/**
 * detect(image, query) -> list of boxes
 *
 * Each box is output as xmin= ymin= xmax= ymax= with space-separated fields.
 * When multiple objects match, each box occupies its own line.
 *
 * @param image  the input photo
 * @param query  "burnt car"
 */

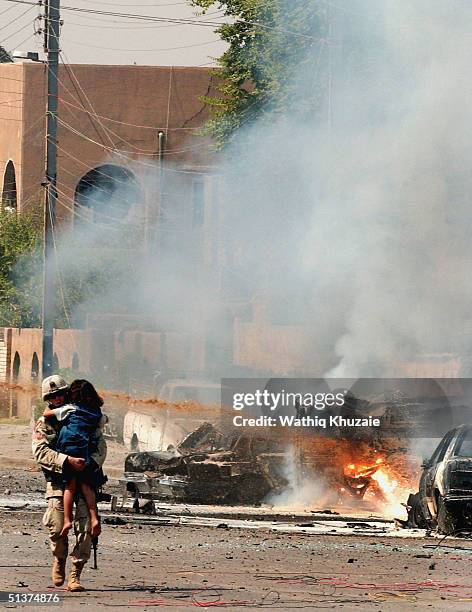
xmin=407 ymin=425 xmax=472 ymax=533
xmin=118 ymin=422 xmax=288 ymax=507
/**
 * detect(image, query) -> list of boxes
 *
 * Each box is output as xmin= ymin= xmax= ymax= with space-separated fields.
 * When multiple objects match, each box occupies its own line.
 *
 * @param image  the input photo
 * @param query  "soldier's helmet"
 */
xmin=41 ymin=375 xmax=69 ymax=400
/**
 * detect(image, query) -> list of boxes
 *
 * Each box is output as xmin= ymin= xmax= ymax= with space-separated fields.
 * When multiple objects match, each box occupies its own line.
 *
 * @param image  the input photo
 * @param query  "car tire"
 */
xmin=407 ymin=492 xmax=428 ymax=528
xmin=436 ymin=494 xmax=458 ymax=535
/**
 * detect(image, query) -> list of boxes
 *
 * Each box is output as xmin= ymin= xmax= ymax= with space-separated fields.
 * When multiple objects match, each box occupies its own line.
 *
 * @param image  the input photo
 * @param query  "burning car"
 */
xmin=407 ymin=425 xmax=472 ymax=533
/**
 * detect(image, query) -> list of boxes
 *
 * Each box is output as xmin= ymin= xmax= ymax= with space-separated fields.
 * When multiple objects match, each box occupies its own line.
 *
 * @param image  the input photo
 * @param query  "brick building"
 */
xmin=0 ymin=61 xmax=304 ymax=386
xmin=0 ymin=62 xmax=218 ymax=215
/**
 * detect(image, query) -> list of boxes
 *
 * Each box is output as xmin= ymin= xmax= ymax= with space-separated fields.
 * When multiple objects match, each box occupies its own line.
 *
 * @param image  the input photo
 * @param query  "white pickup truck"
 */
xmin=123 ymin=379 xmax=220 ymax=452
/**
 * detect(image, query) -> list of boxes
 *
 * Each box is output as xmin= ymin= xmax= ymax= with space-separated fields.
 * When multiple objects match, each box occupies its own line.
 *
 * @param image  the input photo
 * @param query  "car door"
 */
xmin=422 ymin=430 xmax=455 ymax=516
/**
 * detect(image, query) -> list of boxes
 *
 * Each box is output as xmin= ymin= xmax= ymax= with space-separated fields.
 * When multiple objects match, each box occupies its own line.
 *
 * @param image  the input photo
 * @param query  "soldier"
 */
xmin=32 ymin=375 xmax=107 ymax=592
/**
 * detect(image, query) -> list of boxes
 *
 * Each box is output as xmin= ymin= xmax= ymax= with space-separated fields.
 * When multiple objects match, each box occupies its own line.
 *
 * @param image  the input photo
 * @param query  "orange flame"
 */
xmin=343 ymin=457 xmax=407 ymax=518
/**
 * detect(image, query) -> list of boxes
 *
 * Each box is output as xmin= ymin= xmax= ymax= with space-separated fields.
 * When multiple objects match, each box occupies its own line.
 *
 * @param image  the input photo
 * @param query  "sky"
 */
xmin=0 ymin=0 xmax=227 ymax=66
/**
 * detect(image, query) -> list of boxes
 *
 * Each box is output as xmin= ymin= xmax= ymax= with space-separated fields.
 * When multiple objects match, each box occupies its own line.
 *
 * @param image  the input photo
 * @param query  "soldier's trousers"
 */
xmin=42 ymin=496 xmax=91 ymax=565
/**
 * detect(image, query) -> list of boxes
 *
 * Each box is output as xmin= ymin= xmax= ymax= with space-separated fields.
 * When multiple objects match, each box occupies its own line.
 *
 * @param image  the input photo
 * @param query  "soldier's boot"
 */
xmin=67 ymin=563 xmax=85 ymax=592
xmin=51 ymin=558 xmax=66 ymax=587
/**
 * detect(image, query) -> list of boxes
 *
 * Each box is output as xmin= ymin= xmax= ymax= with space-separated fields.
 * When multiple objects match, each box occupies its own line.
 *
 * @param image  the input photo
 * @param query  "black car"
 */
xmin=407 ymin=425 xmax=472 ymax=533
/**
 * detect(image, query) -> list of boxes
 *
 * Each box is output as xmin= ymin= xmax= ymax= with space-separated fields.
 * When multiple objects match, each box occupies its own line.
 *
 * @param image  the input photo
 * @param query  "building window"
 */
xmin=31 ymin=352 xmax=39 ymax=380
xmin=12 ymin=352 xmax=20 ymax=381
xmin=74 ymin=164 xmax=141 ymax=225
xmin=2 ymin=161 xmax=17 ymax=211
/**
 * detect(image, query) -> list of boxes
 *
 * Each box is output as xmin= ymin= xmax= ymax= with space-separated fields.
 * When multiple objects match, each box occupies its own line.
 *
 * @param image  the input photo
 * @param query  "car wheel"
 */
xmin=407 ymin=492 xmax=428 ymax=528
xmin=436 ymin=494 xmax=458 ymax=535
xmin=130 ymin=433 xmax=140 ymax=452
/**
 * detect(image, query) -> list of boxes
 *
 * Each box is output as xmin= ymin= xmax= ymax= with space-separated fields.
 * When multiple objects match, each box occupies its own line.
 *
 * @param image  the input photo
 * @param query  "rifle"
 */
xmin=92 ymin=536 xmax=98 ymax=569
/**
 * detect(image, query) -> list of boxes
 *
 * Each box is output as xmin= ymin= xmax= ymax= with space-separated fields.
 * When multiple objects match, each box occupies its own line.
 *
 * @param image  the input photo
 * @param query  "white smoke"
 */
xmin=220 ymin=0 xmax=472 ymax=378
xmin=266 ymin=445 xmax=329 ymax=508
xmin=55 ymin=0 xmax=472 ymax=383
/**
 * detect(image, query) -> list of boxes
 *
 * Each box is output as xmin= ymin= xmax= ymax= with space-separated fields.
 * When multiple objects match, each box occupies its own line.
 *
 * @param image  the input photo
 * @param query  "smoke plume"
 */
xmin=55 ymin=0 xmax=472 ymax=383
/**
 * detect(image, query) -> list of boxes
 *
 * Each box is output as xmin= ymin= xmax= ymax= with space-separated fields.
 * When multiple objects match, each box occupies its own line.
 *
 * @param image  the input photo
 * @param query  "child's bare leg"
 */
xmin=80 ymin=482 xmax=101 ymax=537
xmin=60 ymin=479 xmax=76 ymax=537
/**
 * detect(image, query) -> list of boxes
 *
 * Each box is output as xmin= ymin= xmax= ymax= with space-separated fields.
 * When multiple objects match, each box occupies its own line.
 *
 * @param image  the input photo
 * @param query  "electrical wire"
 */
xmin=0 ymin=10 xmax=37 ymax=46
xmin=74 ymin=0 xmax=193 ymax=7
xmin=55 ymin=141 xmax=143 ymax=186
xmin=0 ymin=3 xmax=36 ymax=32
xmin=60 ymin=8 xmax=225 ymax=29
xmin=62 ymin=18 xmax=215 ymax=31
xmin=54 ymin=183 xmax=126 ymax=231
xmin=4 ymin=0 xmax=323 ymax=41
xmin=58 ymin=53 xmax=159 ymax=155
xmin=58 ymin=98 xmax=202 ymax=131
xmin=64 ymin=38 xmax=220 ymax=53
xmin=0 ymin=1 xmax=18 ymax=16
xmin=59 ymin=57 xmax=116 ymax=150
xmin=4 ymin=1 xmax=226 ymax=27
xmin=6 ymin=29 xmax=38 ymax=54
xmin=58 ymin=114 xmax=208 ymax=158
xmin=42 ymin=59 xmax=215 ymax=175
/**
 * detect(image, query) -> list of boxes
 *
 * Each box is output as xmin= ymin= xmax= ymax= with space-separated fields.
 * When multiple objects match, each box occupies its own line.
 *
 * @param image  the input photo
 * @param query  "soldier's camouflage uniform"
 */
xmin=32 ymin=416 xmax=107 ymax=567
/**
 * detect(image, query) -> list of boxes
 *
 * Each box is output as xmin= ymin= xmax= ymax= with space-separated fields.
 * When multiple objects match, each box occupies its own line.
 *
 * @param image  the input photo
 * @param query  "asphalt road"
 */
xmin=2 ymin=504 xmax=472 ymax=611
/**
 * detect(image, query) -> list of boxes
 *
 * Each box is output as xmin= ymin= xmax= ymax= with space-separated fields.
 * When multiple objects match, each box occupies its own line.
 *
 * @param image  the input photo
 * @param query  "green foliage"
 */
xmin=190 ymin=0 xmax=328 ymax=147
xmin=0 ymin=211 xmax=42 ymax=327
xmin=32 ymin=398 xmax=46 ymax=422
xmin=0 ymin=211 xmax=128 ymax=329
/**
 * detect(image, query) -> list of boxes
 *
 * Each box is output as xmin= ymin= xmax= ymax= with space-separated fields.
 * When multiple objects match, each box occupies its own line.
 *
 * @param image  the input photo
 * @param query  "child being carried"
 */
xmin=43 ymin=379 xmax=104 ymax=538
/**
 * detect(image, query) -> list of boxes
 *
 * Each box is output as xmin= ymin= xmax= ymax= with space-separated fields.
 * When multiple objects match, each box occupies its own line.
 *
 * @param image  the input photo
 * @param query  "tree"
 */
xmin=0 ymin=211 xmax=42 ymax=327
xmin=190 ymin=0 xmax=328 ymax=147
xmin=0 ymin=211 xmax=123 ymax=329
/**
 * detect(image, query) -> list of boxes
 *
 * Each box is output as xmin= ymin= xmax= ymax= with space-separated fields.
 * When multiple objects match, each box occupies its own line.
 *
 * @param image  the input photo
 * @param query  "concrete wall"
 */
xmin=3 ymin=326 xmax=207 ymax=387
xmin=233 ymin=317 xmax=313 ymax=375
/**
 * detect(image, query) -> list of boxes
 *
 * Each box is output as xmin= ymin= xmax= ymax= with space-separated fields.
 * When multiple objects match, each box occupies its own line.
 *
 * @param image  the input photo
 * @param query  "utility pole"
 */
xmin=41 ymin=0 xmax=60 ymax=377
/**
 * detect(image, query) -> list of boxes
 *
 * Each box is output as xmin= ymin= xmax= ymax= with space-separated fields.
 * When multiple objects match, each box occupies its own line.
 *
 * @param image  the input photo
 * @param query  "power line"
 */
xmin=4 ymin=1 xmax=225 ymax=27
xmin=57 ymin=115 xmax=157 ymax=156
xmin=54 ymin=57 xmax=203 ymax=155
xmin=7 ymin=24 xmax=41 ymax=54
xmin=75 ymin=0 xmax=198 ymax=7
xmin=0 ymin=3 xmax=36 ymax=32
xmin=59 ymin=97 xmax=202 ymax=131
xmin=64 ymin=38 xmax=220 ymax=52
xmin=0 ymin=10 xmax=37 ymax=47
xmin=59 ymin=57 xmax=115 ymax=150
xmin=60 ymin=8 xmax=224 ymax=29
xmin=4 ymin=0 xmax=322 ymax=41
xmin=55 ymin=140 xmax=142 ymax=186
xmin=60 ymin=52 xmax=161 ymax=155
xmin=0 ymin=1 xmax=20 ymax=17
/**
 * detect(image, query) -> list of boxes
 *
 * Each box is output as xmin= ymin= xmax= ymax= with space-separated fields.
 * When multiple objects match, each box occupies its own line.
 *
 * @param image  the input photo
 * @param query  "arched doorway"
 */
xmin=31 ymin=352 xmax=39 ymax=380
xmin=12 ymin=351 xmax=20 ymax=381
xmin=74 ymin=164 xmax=142 ymax=224
xmin=2 ymin=161 xmax=17 ymax=211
